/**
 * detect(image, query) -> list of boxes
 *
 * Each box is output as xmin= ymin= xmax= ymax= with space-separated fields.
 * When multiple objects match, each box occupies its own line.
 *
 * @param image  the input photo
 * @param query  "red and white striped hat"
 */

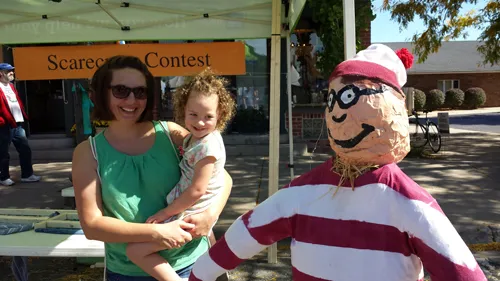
xmin=329 ymin=44 xmax=414 ymax=90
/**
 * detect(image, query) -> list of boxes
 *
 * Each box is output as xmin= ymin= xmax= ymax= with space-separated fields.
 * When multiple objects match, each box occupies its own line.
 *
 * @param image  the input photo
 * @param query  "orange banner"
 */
xmin=12 ymin=42 xmax=246 ymax=80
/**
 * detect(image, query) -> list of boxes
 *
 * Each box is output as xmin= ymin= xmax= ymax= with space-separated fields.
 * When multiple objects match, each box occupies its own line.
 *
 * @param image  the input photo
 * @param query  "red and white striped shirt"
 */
xmin=190 ymin=158 xmax=486 ymax=281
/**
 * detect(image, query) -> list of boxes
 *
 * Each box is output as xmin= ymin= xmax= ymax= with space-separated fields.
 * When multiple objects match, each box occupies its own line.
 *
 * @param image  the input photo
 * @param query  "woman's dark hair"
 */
xmin=90 ymin=55 xmax=155 ymax=122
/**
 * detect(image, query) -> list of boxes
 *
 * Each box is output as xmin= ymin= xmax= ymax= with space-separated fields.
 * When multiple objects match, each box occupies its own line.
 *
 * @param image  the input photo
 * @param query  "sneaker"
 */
xmin=21 ymin=175 xmax=41 ymax=183
xmin=0 ymin=178 xmax=15 ymax=186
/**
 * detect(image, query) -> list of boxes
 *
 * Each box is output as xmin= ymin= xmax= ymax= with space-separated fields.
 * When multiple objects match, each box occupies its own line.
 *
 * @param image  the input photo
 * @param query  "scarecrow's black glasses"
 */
xmin=327 ymin=84 xmax=386 ymax=112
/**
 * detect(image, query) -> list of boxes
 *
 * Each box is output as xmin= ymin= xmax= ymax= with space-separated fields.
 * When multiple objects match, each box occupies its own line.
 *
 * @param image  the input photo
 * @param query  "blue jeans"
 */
xmin=0 ymin=123 xmax=33 ymax=180
xmin=106 ymin=264 xmax=193 ymax=281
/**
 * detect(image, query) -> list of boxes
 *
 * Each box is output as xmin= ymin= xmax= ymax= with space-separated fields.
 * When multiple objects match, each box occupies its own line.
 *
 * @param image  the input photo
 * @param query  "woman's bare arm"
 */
xmin=72 ymin=140 xmax=192 ymax=247
xmin=167 ymin=121 xmax=189 ymax=147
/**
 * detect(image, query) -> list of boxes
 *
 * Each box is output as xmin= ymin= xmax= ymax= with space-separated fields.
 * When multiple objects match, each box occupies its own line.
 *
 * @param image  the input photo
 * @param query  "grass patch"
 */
xmin=469 ymin=242 xmax=500 ymax=252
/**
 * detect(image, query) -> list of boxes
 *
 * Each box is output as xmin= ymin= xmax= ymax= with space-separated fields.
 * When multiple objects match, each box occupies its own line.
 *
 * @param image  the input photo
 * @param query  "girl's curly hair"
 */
xmin=173 ymin=68 xmax=236 ymax=132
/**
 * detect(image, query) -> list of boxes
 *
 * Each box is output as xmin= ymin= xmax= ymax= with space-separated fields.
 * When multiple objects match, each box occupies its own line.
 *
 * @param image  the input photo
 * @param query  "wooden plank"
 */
xmin=267 ymin=0 xmax=281 ymax=264
xmin=49 ymin=212 xmax=79 ymax=219
xmin=65 ymin=213 xmax=80 ymax=221
xmin=34 ymin=212 xmax=81 ymax=230
xmin=0 ymin=215 xmax=46 ymax=224
xmin=34 ymin=220 xmax=82 ymax=230
xmin=0 ymin=209 xmax=75 ymax=215
xmin=0 ymin=209 xmax=60 ymax=217
xmin=0 ymin=210 xmax=79 ymax=225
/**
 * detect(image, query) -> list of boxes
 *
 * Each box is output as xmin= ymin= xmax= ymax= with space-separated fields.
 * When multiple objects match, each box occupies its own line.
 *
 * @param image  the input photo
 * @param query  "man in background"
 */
xmin=0 ymin=63 xmax=40 ymax=186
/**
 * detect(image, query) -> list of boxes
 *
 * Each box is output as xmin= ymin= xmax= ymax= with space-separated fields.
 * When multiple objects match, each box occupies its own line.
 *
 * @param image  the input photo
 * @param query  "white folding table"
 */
xmin=0 ymin=230 xmax=105 ymax=281
xmin=0 ymin=230 xmax=104 ymax=257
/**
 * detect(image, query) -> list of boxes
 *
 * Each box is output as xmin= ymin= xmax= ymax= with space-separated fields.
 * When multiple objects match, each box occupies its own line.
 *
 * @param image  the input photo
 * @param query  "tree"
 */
xmin=382 ymin=0 xmax=500 ymax=66
xmin=309 ymin=0 xmax=376 ymax=78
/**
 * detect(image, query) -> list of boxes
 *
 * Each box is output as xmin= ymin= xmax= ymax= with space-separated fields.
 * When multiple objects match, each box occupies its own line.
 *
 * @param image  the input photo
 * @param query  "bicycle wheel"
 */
xmin=427 ymin=122 xmax=442 ymax=153
xmin=411 ymin=123 xmax=428 ymax=148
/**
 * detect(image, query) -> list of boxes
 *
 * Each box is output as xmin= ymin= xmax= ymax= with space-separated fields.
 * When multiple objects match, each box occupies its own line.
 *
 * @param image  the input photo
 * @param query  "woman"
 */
xmin=72 ymin=55 xmax=232 ymax=280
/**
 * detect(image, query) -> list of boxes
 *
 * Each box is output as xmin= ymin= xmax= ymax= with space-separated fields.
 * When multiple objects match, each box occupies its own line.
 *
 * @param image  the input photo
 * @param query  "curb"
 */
xmin=451 ymin=128 xmax=500 ymax=136
xmin=416 ymin=108 xmax=500 ymax=118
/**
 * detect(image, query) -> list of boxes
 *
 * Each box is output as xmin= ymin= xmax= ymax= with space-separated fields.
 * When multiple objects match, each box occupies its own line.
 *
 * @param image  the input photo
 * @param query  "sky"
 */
xmin=371 ymin=0 xmax=485 ymax=43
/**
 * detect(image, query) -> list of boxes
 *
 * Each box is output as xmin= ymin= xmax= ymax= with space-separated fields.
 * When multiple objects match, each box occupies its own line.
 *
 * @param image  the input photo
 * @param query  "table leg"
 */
xmin=11 ymin=256 xmax=28 ymax=281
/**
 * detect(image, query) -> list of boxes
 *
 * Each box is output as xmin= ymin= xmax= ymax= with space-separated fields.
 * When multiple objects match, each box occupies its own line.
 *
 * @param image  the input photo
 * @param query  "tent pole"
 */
xmin=286 ymin=32 xmax=294 ymax=180
xmin=267 ymin=0 xmax=281 ymax=264
xmin=343 ymin=0 xmax=356 ymax=59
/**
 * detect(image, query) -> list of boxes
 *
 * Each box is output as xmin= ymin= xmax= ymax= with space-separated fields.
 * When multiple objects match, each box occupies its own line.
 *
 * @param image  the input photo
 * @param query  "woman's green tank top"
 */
xmin=91 ymin=121 xmax=209 ymax=276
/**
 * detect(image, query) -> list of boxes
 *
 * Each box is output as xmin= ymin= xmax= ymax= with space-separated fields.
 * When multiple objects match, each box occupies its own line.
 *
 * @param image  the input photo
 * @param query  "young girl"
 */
xmin=126 ymin=69 xmax=235 ymax=281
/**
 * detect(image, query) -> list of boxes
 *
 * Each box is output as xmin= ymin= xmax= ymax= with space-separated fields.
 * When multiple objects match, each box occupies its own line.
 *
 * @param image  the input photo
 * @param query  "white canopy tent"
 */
xmin=0 ymin=0 xmax=357 ymax=263
xmin=0 ymin=0 xmax=305 ymax=43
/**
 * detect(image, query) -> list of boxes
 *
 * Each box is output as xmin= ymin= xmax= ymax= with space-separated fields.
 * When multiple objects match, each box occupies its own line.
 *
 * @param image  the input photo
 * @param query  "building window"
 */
xmin=437 ymin=79 xmax=460 ymax=92
xmin=234 ymin=39 xmax=268 ymax=114
xmin=290 ymin=31 xmax=327 ymax=105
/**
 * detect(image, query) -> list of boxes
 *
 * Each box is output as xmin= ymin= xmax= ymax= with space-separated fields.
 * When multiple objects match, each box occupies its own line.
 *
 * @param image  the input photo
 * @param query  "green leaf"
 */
xmin=384 ymin=0 xmax=499 ymax=65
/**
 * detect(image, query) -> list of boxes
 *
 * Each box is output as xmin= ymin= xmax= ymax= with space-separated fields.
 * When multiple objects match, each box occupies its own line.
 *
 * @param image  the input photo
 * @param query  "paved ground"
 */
xmin=0 ymin=128 xmax=499 ymax=280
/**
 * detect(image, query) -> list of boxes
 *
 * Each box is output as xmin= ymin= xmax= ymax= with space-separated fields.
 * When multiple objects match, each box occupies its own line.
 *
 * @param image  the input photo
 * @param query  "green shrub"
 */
xmin=425 ymin=89 xmax=445 ymax=111
xmin=463 ymin=87 xmax=487 ymax=109
xmin=444 ymin=88 xmax=465 ymax=109
xmin=413 ymin=89 xmax=426 ymax=111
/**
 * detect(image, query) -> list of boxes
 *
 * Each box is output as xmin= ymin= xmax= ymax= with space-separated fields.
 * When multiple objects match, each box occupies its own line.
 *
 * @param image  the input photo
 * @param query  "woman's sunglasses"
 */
xmin=109 ymin=85 xmax=148 ymax=100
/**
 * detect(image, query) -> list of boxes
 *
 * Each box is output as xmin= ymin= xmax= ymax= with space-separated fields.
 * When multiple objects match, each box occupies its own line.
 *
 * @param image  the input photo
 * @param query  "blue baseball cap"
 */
xmin=0 ymin=63 xmax=14 ymax=71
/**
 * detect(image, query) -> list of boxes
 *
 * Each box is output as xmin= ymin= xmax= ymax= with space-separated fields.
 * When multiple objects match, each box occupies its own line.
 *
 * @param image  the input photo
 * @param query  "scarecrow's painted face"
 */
xmin=325 ymin=76 xmax=410 ymax=165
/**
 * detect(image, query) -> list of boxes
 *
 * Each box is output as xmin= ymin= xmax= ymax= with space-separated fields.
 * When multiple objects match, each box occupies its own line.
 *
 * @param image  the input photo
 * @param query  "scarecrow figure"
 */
xmin=189 ymin=44 xmax=486 ymax=281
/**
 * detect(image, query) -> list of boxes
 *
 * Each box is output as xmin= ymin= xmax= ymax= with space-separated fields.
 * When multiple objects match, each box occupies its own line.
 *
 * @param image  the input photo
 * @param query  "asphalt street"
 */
xmin=410 ymin=112 xmax=500 ymax=134
xmin=447 ymin=112 xmax=500 ymax=133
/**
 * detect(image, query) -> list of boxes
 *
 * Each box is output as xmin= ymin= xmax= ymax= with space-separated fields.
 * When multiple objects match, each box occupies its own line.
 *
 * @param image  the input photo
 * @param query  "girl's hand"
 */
xmin=153 ymin=220 xmax=195 ymax=249
xmin=146 ymin=209 xmax=171 ymax=224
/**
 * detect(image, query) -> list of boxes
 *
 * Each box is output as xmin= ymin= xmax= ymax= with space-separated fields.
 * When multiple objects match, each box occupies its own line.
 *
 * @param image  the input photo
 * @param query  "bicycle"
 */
xmin=410 ymin=110 xmax=442 ymax=153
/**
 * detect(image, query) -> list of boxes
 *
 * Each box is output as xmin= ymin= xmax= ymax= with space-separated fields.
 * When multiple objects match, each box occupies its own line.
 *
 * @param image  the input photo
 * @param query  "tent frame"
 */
xmin=267 ymin=0 xmax=281 ymax=263
xmin=2 ymin=0 xmax=358 ymax=265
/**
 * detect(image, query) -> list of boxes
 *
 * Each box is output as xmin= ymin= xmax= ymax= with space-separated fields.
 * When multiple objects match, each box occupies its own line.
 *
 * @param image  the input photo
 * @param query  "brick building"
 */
xmin=384 ymin=41 xmax=500 ymax=107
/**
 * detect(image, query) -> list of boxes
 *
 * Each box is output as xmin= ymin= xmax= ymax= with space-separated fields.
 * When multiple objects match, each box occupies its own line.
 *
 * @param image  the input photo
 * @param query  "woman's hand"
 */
xmin=167 ymin=122 xmax=190 ymax=147
xmin=153 ymin=220 xmax=195 ymax=249
xmin=183 ymin=211 xmax=217 ymax=239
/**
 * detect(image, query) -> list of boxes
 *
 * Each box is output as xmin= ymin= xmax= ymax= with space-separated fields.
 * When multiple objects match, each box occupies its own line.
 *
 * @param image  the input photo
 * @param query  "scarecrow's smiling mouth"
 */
xmin=328 ymin=123 xmax=375 ymax=149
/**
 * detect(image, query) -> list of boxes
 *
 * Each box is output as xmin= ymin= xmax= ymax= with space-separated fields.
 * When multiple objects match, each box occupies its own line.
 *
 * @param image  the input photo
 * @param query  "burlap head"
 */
xmin=325 ymin=76 xmax=410 ymax=166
